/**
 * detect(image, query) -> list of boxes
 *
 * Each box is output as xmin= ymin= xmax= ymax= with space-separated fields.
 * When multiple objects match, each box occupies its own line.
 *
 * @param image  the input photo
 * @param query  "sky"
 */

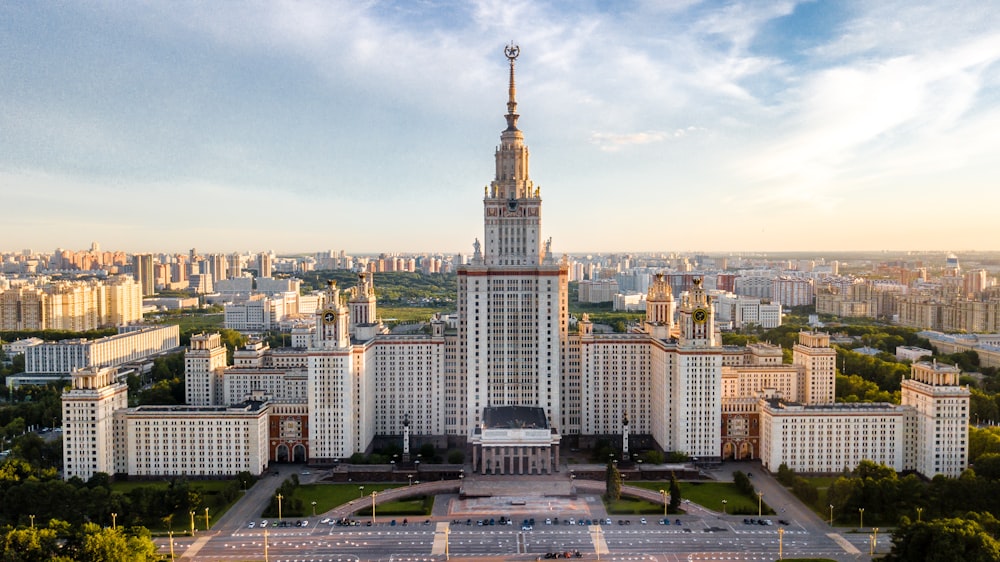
xmin=2 ymin=1 xmax=999 ymax=255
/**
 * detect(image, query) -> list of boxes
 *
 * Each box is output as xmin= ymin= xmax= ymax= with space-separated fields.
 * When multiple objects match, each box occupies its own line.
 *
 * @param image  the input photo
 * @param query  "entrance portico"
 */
xmin=470 ymin=406 xmax=561 ymax=474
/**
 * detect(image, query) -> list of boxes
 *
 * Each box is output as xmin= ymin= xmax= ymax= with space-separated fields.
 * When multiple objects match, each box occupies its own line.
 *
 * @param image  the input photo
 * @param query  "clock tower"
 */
xmin=678 ymin=277 xmax=716 ymax=347
xmin=317 ymin=280 xmax=349 ymax=349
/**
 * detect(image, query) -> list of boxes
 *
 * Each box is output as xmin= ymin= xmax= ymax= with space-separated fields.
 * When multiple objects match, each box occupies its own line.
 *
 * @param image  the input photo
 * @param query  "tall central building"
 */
xmin=458 ymin=44 xmax=569 ymax=438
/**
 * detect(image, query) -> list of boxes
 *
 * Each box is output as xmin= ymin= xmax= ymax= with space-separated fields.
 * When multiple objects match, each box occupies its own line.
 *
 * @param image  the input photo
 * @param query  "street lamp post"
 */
xmin=276 ymin=493 xmax=284 ymax=522
xmin=408 ymin=474 xmax=413 ymax=487
xmin=757 ymin=491 xmax=764 ymax=518
xmin=168 ymin=530 xmax=175 ymax=561
xmin=311 ymin=501 xmax=317 ymax=517
xmin=778 ymin=527 xmax=784 ymax=560
xmin=359 ymin=485 xmax=365 ymax=500
xmin=721 ymin=499 xmax=727 ymax=515
xmin=189 ymin=511 xmax=196 ymax=536
xmin=28 ymin=514 xmax=35 ymax=529
xmin=872 ymin=527 xmax=879 ymax=554
xmin=858 ymin=507 xmax=864 ymax=530
xmin=111 ymin=512 xmax=117 ymax=530
xmin=263 ymin=528 xmax=269 ymax=562
xmin=443 ymin=525 xmax=450 ymax=561
xmin=370 ymin=491 xmax=378 ymax=525
xmin=204 ymin=507 xmax=210 ymax=531
xmin=659 ymin=489 xmax=668 ymax=517
xmin=829 ymin=504 xmax=834 ymax=526
xmin=916 ymin=507 xmax=923 ymax=522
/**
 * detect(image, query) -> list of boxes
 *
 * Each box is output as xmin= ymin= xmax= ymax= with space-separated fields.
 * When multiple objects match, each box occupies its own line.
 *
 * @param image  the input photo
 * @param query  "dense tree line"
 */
xmin=782 ymin=457 xmax=1000 ymax=529
xmin=886 ymin=514 xmax=1000 ymax=562
xmin=1 ymin=520 xmax=159 ymax=562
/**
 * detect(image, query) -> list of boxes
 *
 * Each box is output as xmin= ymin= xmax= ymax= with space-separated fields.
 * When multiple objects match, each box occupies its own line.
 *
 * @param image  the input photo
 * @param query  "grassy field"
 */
xmin=153 ymin=312 xmax=225 ymax=333
xmin=629 ymin=481 xmax=772 ymax=515
xmin=379 ymin=307 xmax=443 ymax=324
xmin=605 ymin=496 xmax=664 ymax=515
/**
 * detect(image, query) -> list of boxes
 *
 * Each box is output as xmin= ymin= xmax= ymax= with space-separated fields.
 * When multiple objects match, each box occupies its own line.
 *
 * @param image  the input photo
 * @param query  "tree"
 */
xmin=604 ymin=461 xmax=622 ymax=502
xmin=733 ymin=470 xmax=754 ymax=495
xmin=1 ymin=526 xmax=62 ymax=561
xmin=885 ymin=516 xmax=1000 ymax=562
xmin=76 ymin=523 xmax=158 ymax=562
xmin=668 ymin=472 xmax=681 ymax=513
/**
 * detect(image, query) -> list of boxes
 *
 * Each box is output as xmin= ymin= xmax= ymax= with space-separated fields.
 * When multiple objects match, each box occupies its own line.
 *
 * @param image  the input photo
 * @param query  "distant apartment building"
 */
xmin=897 ymin=294 xmax=1000 ymax=333
xmin=224 ymin=292 xmax=301 ymax=333
xmin=734 ymin=272 xmax=774 ymax=299
xmin=132 ymin=254 xmax=155 ymax=296
xmin=772 ymin=276 xmax=813 ymax=307
xmin=578 ymin=279 xmax=619 ymax=303
xmin=0 ymin=276 xmax=142 ymax=331
xmin=613 ymin=293 xmax=645 ymax=311
xmin=713 ymin=293 xmax=782 ymax=329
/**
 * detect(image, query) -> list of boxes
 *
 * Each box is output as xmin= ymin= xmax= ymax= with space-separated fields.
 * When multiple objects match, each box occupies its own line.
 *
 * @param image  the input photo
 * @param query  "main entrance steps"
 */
xmin=461 ymin=471 xmax=575 ymax=498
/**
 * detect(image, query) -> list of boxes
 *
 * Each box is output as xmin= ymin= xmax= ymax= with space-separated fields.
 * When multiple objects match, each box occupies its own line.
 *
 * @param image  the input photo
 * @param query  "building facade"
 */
xmin=63 ymin=46 xmax=970 ymax=482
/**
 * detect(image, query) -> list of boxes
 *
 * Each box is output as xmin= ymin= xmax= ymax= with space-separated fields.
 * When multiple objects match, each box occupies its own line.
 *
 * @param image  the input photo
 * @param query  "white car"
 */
xmin=321 ymin=518 xmax=330 ymax=524
xmin=248 ymin=521 xmax=255 ymax=528
xmin=261 ymin=520 xmax=268 ymax=528
xmin=640 ymin=518 xmax=647 ymax=525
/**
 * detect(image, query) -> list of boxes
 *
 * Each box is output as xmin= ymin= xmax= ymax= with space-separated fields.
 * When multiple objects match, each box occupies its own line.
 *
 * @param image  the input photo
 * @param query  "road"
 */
xmin=157 ymin=461 xmax=882 ymax=561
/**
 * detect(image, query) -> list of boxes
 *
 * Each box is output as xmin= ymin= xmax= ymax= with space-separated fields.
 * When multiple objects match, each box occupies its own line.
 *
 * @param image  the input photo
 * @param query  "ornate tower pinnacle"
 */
xmin=504 ymin=42 xmax=520 ymax=132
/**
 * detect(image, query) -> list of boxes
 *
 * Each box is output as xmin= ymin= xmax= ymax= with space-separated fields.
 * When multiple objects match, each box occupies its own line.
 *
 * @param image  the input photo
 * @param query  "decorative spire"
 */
xmin=504 ymin=42 xmax=520 ymax=132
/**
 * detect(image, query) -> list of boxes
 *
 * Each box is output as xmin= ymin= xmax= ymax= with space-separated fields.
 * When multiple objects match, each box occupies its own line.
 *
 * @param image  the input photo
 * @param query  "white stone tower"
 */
xmin=185 ymin=333 xmax=228 ymax=406
xmin=672 ymin=277 xmax=722 ymax=461
xmin=459 ymin=44 xmax=569 ymax=438
xmin=901 ymin=361 xmax=969 ymax=477
xmin=62 ymin=366 xmax=128 ymax=480
xmin=792 ymin=331 xmax=837 ymax=405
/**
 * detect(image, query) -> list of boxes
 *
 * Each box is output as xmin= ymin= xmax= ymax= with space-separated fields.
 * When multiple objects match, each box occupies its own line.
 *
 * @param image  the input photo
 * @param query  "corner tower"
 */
xmin=458 ymin=44 xmax=569 ymax=439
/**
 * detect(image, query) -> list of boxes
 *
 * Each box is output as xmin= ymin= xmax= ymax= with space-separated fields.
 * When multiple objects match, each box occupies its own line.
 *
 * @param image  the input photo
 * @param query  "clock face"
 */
xmin=322 ymin=311 xmax=336 ymax=325
xmin=507 ymin=198 xmax=519 ymax=211
xmin=693 ymin=308 xmax=708 ymax=324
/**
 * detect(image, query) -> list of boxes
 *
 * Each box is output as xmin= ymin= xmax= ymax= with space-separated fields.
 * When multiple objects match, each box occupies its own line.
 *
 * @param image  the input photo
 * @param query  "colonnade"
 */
xmin=472 ymin=444 xmax=559 ymax=474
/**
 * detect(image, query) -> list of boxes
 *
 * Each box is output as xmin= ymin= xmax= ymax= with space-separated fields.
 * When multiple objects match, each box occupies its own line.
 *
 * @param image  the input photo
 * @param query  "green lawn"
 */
xmin=629 ymin=481 xmax=772 ymax=515
xmin=295 ymin=483 xmax=425 ymax=515
xmin=606 ymin=496 xmax=664 ymax=515
xmin=379 ymin=307 xmax=443 ymax=324
xmin=153 ymin=313 xmax=225 ymax=333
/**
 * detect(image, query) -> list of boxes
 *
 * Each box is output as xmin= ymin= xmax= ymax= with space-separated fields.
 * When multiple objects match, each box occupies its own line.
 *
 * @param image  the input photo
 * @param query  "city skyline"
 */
xmin=3 ymin=1 xmax=1000 ymax=254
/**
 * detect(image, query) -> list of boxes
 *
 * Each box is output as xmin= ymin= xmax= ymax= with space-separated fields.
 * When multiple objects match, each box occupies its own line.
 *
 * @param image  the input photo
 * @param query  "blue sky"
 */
xmin=2 ymin=1 xmax=999 ymax=255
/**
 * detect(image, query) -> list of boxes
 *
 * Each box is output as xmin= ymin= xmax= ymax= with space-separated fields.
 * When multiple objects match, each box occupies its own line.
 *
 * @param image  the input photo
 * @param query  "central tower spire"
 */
xmin=504 ymin=42 xmax=520 ymax=132
xmin=481 ymin=42 xmax=544 ymax=267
